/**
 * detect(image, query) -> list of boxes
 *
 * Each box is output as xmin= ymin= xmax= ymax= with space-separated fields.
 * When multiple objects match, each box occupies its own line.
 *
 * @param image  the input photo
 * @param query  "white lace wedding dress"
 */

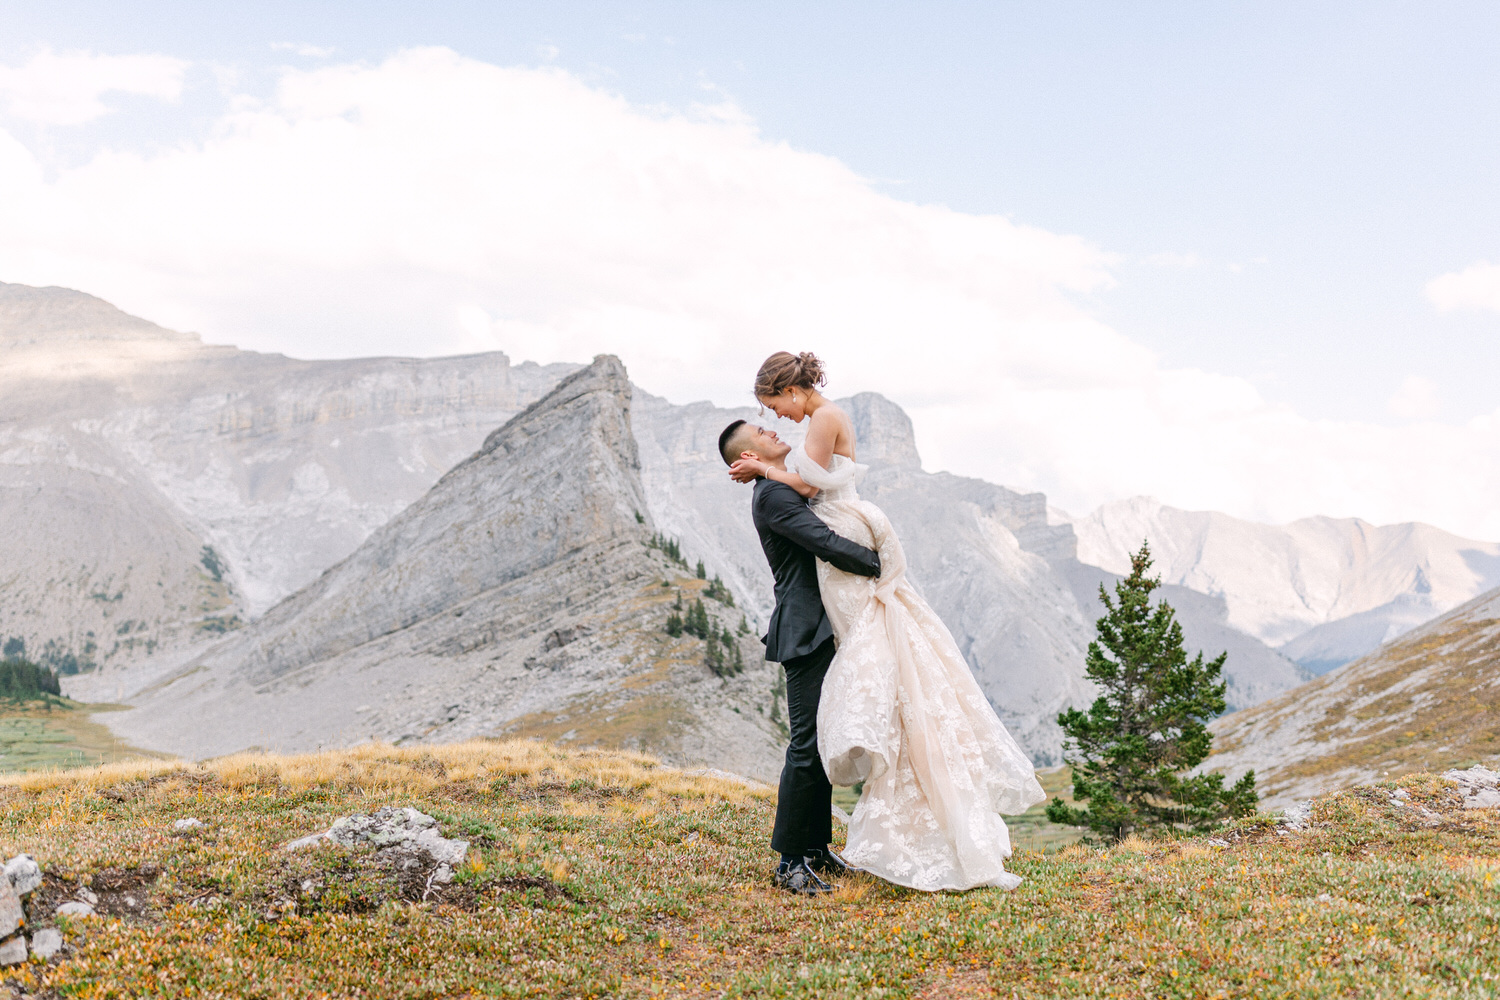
xmin=789 ymin=446 xmax=1046 ymax=891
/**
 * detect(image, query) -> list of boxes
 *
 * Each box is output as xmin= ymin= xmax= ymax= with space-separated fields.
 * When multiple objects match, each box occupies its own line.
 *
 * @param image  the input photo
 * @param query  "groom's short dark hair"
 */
xmin=718 ymin=419 xmax=750 ymax=467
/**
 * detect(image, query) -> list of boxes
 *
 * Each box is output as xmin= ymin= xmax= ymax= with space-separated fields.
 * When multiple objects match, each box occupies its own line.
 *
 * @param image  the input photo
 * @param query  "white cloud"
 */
xmin=1387 ymin=375 xmax=1441 ymax=420
xmin=1 ymin=47 xmax=1498 ymax=540
xmin=0 ymin=48 xmax=189 ymax=125
xmin=271 ymin=43 xmax=337 ymax=59
xmin=1426 ymin=260 xmax=1500 ymax=313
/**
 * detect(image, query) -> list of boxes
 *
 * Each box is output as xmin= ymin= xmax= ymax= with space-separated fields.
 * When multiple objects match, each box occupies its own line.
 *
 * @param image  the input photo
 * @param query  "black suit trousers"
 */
xmin=770 ymin=636 xmax=835 ymax=855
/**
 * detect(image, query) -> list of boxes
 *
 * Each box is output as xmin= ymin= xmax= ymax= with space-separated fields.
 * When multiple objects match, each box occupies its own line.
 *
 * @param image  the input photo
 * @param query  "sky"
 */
xmin=2 ymin=2 xmax=1499 ymax=538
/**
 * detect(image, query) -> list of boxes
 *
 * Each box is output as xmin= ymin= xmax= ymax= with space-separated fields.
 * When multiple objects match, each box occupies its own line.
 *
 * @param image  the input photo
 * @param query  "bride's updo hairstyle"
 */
xmin=754 ymin=351 xmax=826 ymax=399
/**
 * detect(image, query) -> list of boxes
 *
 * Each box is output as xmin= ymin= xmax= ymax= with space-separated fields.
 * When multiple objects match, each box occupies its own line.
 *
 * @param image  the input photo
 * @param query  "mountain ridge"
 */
xmin=1069 ymin=495 xmax=1500 ymax=672
xmin=91 ymin=356 xmax=785 ymax=776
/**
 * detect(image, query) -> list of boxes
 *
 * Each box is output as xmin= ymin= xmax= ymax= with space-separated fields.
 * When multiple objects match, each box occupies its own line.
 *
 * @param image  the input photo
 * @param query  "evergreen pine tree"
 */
xmin=685 ymin=598 xmax=709 ymax=639
xmin=695 ymin=559 xmax=707 ymax=580
xmin=737 ymin=615 xmax=750 ymax=636
xmin=665 ymin=612 xmax=683 ymax=638
xmin=1046 ymin=542 xmax=1258 ymax=841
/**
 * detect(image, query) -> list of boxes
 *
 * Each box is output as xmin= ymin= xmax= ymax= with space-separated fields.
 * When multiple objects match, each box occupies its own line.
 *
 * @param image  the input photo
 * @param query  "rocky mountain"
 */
xmin=632 ymin=391 xmax=1306 ymax=761
xmin=1 ymin=282 xmax=1324 ymax=768
xmin=0 ymin=281 xmax=569 ymax=673
xmin=1070 ymin=496 xmax=1500 ymax=673
xmin=1206 ymin=584 xmax=1500 ymax=808
xmin=94 ymin=357 xmax=785 ymax=776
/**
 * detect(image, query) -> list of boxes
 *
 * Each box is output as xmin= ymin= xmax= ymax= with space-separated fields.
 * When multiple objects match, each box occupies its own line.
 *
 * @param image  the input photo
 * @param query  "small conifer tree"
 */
xmin=695 ymin=559 xmax=707 ymax=580
xmin=1046 ymin=542 xmax=1258 ymax=841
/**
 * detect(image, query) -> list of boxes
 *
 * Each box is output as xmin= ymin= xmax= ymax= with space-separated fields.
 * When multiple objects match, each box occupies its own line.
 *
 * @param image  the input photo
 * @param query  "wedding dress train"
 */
xmin=789 ymin=446 xmax=1046 ymax=891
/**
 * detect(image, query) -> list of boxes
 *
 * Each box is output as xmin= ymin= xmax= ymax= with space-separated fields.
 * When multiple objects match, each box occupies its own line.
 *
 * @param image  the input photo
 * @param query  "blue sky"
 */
xmin=3 ymin=2 xmax=1499 ymax=534
xmin=9 ymin=2 xmax=1500 ymax=423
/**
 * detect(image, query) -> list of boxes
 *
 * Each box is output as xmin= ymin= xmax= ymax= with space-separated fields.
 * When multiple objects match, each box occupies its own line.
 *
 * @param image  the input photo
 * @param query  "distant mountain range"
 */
xmin=1070 ymin=496 xmax=1500 ymax=673
xmin=5 ymin=280 xmax=1495 ymax=777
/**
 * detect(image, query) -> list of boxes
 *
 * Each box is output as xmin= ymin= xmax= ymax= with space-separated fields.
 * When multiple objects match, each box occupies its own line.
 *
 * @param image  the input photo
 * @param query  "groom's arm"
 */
xmin=756 ymin=483 xmax=882 ymax=578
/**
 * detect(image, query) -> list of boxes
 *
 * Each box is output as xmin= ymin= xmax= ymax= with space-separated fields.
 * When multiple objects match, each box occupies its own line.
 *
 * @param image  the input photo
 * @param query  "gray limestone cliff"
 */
xmin=101 ymin=357 xmax=784 ymax=777
xmin=0 ymin=281 xmax=568 ymax=679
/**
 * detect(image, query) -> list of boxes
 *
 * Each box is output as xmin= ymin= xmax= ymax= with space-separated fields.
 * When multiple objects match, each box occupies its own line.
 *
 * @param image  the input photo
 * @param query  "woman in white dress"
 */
xmin=730 ymin=351 xmax=1045 ymax=891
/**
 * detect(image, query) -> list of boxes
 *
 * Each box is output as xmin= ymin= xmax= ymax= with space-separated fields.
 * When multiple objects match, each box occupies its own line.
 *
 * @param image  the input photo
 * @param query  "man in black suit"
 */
xmin=719 ymin=419 xmax=882 ymax=895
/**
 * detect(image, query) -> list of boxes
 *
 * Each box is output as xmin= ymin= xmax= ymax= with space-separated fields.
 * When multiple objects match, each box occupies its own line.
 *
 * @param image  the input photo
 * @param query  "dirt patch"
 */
xmin=96 ymin=776 xmax=171 ymax=802
xmin=26 ymin=865 xmax=161 ymax=924
xmin=913 ymin=970 xmax=998 ymax=999
xmin=492 ymin=873 xmax=573 ymax=901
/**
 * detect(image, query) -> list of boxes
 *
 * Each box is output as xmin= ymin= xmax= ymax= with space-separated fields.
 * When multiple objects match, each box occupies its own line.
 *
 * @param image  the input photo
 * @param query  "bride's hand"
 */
xmin=728 ymin=456 xmax=767 ymax=484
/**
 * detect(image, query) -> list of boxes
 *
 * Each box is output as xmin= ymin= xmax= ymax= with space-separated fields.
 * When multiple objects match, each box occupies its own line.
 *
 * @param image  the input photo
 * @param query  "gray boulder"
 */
xmin=55 ymin=901 xmax=96 ymax=918
xmin=0 ymin=878 xmax=21 ymax=938
xmin=289 ymin=807 xmax=470 ymax=884
xmin=30 ymin=927 xmax=63 ymax=960
xmin=3 ymin=854 xmax=41 ymax=896
xmin=1443 ymin=765 xmax=1500 ymax=809
xmin=0 ymin=933 xmax=25 ymax=966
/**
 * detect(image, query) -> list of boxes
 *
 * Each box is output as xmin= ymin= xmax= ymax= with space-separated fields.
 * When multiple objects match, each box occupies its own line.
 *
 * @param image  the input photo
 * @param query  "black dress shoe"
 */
xmin=804 ymin=846 xmax=863 ymax=878
xmin=774 ymin=859 xmax=835 ymax=895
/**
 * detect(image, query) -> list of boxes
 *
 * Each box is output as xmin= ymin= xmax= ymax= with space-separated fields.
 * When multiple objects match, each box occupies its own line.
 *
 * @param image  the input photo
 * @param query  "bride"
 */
xmin=729 ymin=351 xmax=1045 ymax=891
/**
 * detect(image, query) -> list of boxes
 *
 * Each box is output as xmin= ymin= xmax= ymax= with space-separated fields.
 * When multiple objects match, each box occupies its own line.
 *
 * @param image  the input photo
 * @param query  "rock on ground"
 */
xmin=1442 ymin=765 xmax=1500 ymax=809
xmin=0 ymin=879 xmax=22 ymax=938
xmin=4 ymin=854 xmax=41 ymax=896
xmin=0 ymin=933 xmax=26 ymax=966
xmin=30 ymin=927 xmax=63 ymax=960
xmin=287 ymin=807 xmax=470 ymax=884
xmin=55 ymin=901 xmax=96 ymax=918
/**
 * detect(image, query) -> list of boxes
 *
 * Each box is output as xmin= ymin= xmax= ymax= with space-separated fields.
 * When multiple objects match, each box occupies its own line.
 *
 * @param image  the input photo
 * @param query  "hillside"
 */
xmin=0 ymin=281 xmax=569 ymax=675
xmin=3 ymin=742 xmax=1498 ymax=999
xmin=1208 ymin=585 xmax=1500 ymax=807
xmin=1071 ymin=496 xmax=1500 ymax=673
xmin=94 ymin=357 xmax=783 ymax=777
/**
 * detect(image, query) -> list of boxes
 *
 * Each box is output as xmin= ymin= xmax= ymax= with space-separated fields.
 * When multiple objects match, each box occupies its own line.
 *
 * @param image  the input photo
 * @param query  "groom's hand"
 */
xmin=728 ymin=454 xmax=766 ymax=484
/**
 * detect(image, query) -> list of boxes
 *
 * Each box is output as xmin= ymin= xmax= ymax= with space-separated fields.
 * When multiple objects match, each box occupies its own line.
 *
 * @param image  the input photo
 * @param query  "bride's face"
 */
xmin=758 ymin=389 xmax=805 ymax=422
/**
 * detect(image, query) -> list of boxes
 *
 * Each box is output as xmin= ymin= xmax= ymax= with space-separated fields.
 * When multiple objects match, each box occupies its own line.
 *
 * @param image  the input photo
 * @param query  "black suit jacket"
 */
xmin=752 ymin=478 xmax=882 ymax=663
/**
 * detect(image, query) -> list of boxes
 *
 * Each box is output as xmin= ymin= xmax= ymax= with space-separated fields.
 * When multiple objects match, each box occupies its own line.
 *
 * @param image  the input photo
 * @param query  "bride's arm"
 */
xmin=728 ymin=457 xmax=818 ymax=497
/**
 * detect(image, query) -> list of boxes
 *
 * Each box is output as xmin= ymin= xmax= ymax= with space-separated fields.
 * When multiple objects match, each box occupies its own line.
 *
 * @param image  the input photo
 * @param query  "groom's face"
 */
xmin=742 ymin=424 xmax=790 ymax=462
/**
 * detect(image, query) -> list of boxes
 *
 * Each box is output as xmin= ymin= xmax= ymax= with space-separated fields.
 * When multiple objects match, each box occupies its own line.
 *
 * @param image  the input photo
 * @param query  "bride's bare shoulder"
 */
xmin=810 ymin=400 xmax=847 ymax=424
xmin=809 ymin=400 xmax=856 ymax=457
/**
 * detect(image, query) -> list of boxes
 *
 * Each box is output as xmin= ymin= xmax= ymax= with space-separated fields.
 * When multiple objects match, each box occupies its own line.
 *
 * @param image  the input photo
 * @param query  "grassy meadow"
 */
xmin=0 ymin=701 xmax=163 ymax=776
xmin=1 ymin=740 xmax=1497 ymax=999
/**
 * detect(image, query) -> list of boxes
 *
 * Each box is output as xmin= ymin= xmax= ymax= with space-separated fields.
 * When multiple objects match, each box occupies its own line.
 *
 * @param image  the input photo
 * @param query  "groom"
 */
xmin=719 ymin=419 xmax=882 ymax=895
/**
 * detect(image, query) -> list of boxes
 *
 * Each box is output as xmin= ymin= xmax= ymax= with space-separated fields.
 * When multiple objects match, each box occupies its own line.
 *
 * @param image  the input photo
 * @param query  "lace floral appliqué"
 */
xmin=788 ymin=446 xmax=1047 ymax=892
